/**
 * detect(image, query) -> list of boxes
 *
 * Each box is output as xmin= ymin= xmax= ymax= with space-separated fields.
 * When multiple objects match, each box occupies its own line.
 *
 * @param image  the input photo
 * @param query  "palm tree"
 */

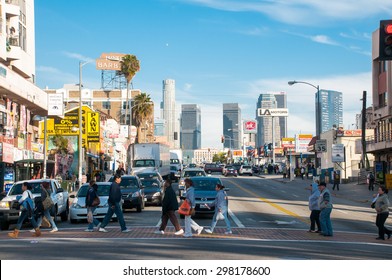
xmin=120 ymin=54 xmax=140 ymax=128
xmin=133 ymin=92 xmax=153 ymax=143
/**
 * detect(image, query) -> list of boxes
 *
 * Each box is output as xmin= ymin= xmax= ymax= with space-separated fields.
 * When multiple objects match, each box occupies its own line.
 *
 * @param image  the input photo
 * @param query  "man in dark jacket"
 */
xmin=155 ymin=179 xmax=183 ymax=235
xmin=98 ymin=174 xmax=129 ymax=233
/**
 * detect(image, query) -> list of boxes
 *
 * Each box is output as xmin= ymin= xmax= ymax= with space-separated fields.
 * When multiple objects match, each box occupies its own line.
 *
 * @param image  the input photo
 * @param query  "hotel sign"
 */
xmin=96 ymin=53 xmax=126 ymax=71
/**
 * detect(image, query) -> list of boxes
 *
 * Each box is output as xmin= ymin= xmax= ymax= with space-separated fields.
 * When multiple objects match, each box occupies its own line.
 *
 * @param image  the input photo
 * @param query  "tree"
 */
xmin=120 ymin=54 xmax=140 ymax=127
xmin=133 ymin=92 xmax=153 ymax=143
xmin=212 ymin=152 xmax=227 ymax=163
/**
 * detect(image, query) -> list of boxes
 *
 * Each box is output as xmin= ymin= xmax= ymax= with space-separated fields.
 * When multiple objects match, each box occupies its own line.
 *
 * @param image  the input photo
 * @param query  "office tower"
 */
xmin=162 ymin=79 xmax=177 ymax=147
xmin=256 ymin=93 xmax=282 ymax=148
xmin=154 ymin=119 xmax=165 ymax=136
xmin=274 ymin=92 xmax=287 ymax=139
xmin=180 ymin=104 xmax=201 ymax=150
xmin=223 ymin=103 xmax=241 ymax=149
xmin=317 ymin=89 xmax=343 ymax=133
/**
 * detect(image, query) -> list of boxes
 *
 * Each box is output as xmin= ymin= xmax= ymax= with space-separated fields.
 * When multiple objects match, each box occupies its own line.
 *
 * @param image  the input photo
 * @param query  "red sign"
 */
xmin=245 ymin=121 xmax=256 ymax=130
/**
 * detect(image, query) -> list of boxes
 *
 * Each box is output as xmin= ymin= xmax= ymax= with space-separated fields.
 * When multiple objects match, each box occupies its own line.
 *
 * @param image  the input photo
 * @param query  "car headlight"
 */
xmin=0 ymin=201 xmax=10 ymax=209
xmin=132 ymin=192 xmax=140 ymax=198
xmin=152 ymin=192 xmax=161 ymax=197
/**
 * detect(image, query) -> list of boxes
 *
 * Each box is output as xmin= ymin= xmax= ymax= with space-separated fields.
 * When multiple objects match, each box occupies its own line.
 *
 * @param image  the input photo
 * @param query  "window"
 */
xmin=102 ymin=101 xmax=111 ymax=109
xmin=0 ymin=111 xmax=6 ymax=125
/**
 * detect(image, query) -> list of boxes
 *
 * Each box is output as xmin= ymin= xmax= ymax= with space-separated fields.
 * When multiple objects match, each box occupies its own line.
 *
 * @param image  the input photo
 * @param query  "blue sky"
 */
xmin=34 ymin=0 xmax=392 ymax=149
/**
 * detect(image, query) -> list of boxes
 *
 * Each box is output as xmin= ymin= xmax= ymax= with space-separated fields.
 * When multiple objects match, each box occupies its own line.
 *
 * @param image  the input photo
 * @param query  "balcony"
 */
xmin=366 ymin=130 xmax=392 ymax=153
xmin=5 ymin=0 xmax=19 ymax=17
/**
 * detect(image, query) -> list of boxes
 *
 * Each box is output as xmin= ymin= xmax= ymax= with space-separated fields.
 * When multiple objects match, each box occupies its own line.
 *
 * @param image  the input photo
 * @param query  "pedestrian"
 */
xmin=318 ymin=182 xmax=333 ymax=237
xmin=332 ymin=171 xmax=340 ymax=191
xmin=98 ymin=174 xmax=130 ymax=233
xmin=368 ymin=172 xmax=375 ymax=191
xmin=307 ymin=180 xmax=321 ymax=233
xmin=85 ymin=180 xmax=101 ymax=232
xmin=205 ymin=184 xmax=232 ymax=234
xmin=282 ymin=165 xmax=287 ymax=178
xmin=8 ymin=182 xmax=41 ymax=238
xmin=34 ymin=182 xmax=58 ymax=232
xmin=154 ymin=179 xmax=184 ymax=235
xmin=374 ymin=186 xmax=392 ymax=240
xmin=300 ymin=166 xmax=305 ymax=180
xmin=116 ymin=163 xmax=126 ymax=176
xmin=183 ymin=178 xmax=203 ymax=237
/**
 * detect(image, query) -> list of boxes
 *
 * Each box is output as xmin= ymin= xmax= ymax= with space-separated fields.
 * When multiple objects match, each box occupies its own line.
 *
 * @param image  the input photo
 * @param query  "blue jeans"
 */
xmin=210 ymin=206 xmax=231 ymax=232
xmin=319 ymin=207 xmax=333 ymax=236
xmin=16 ymin=210 xmax=38 ymax=230
xmin=100 ymin=202 xmax=127 ymax=231
xmin=87 ymin=206 xmax=101 ymax=230
xmin=37 ymin=208 xmax=57 ymax=229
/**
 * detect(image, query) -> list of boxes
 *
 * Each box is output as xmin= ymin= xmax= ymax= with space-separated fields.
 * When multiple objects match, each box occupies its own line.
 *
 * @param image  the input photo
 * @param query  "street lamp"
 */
xmin=288 ymin=80 xmax=321 ymax=171
xmin=33 ymin=115 xmax=47 ymax=178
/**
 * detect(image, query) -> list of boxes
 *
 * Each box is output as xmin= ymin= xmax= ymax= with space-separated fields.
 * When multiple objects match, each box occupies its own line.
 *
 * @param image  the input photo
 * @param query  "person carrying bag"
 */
xmin=85 ymin=180 xmax=101 ymax=232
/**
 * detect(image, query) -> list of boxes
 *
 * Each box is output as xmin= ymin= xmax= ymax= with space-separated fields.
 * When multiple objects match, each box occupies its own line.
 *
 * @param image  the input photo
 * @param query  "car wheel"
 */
xmin=0 ymin=220 xmax=10 ymax=230
xmin=207 ymin=170 xmax=212 ymax=174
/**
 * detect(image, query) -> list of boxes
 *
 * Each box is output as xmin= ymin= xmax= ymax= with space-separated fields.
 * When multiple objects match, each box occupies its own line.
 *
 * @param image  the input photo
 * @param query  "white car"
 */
xmin=239 ymin=165 xmax=253 ymax=176
xmin=69 ymin=182 xmax=117 ymax=223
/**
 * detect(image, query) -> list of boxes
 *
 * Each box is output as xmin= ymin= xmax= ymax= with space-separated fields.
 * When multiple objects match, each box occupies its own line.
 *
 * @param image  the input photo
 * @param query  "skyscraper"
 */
xmin=317 ymin=89 xmax=343 ymax=133
xmin=256 ymin=92 xmax=286 ymax=148
xmin=161 ymin=79 xmax=178 ymax=148
xmin=180 ymin=104 xmax=201 ymax=150
xmin=223 ymin=103 xmax=241 ymax=149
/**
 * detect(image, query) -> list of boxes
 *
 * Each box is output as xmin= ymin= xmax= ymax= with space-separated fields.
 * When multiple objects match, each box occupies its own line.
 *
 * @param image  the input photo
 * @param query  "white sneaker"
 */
xmin=197 ymin=227 xmax=204 ymax=235
xmin=121 ymin=229 xmax=130 ymax=233
xmin=50 ymin=228 xmax=58 ymax=233
xmin=174 ymin=229 xmax=184 ymax=235
xmin=84 ymin=229 xmax=94 ymax=232
xmin=29 ymin=229 xmax=35 ymax=233
xmin=224 ymin=230 xmax=232 ymax=234
xmin=204 ymin=229 xmax=213 ymax=234
xmin=99 ymin=227 xmax=108 ymax=232
xmin=154 ymin=230 xmax=164 ymax=235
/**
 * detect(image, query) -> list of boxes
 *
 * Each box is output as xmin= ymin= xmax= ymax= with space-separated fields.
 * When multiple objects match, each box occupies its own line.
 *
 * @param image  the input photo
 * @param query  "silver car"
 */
xmin=239 ymin=165 xmax=253 ymax=176
xmin=69 ymin=182 xmax=117 ymax=223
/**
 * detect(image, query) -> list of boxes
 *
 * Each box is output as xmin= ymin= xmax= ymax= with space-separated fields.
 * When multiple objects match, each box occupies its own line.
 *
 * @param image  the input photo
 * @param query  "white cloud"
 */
xmin=311 ymin=35 xmax=339 ymax=46
xmin=184 ymin=83 xmax=193 ymax=91
xmin=62 ymin=51 xmax=95 ymax=63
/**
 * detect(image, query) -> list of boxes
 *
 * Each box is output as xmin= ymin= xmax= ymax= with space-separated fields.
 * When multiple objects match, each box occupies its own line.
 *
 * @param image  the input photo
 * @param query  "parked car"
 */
xmin=69 ymin=182 xmax=117 ymax=223
xmin=139 ymin=178 xmax=163 ymax=206
xmin=108 ymin=175 xmax=145 ymax=212
xmin=223 ymin=165 xmax=238 ymax=177
xmin=179 ymin=176 xmax=226 ymax=218
xmin=0 ymin=179 xmax=69 ymax=230
xmin=204 ymin=163 xmax=223 ymax=174
xmin=239 ymin=165 xmax=253 ymax=176
xmin=178 ymin=168 xmax=207 ymax=196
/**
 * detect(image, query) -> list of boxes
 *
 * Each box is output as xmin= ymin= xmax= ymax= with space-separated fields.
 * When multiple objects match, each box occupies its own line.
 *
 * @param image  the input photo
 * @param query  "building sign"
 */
xmin=2 ymin=142 xmax=14 ymax=163
xmin=243 ymin=120 xmax=257 ymax=134
xmin=282 ymin=137 xmax=295 ymax=148
xmin=331 ymin=144 xmax=345 ymax=162
xmin=48 ymin=93 xmax=64 ymax=116
xmin=257 ymin=108 xmax=289 ymax=117
xmin=232 ymin=150 xmax=243 ymax=157
xmin=295 ymin=134 xmax=313 ymax=153
xmin=96 ymin=53 xmax=126 ymax=71
xmin=336 ymin=129 xmax=362 ymax=137
xmin=87 ymin=112 xmax=100 ymax=142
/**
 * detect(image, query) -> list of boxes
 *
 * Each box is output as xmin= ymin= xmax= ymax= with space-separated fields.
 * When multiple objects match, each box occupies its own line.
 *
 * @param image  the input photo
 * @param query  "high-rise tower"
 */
xmin=223 ymin=103 xmax=241 ymax=149
xmin=180 ymin=104 xmax=201 ymax=150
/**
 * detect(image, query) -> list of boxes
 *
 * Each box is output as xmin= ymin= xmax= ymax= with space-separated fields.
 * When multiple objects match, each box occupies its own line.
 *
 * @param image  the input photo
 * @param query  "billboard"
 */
xmin=295 ymin=134 xmax=313 ymax=153
xmin=96 ymin=53 xmax=126 ymax=71
xmin=257 ymin=108 xmax=289 ymax=117
xmin=331 ymin=144 xmax=345 ymax=162
xmin=243 ymin=120 xmax=257 ymax=134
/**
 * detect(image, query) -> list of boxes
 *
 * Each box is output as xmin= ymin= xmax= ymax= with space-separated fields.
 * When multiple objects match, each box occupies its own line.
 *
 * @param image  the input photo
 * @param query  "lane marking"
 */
xmin=228 ymin=208 xmax=245 ymax=228
xmin=292 ymin=194 xmax=299 ymax=198
xmin=229 ymin=180 xmax=309 ymax=224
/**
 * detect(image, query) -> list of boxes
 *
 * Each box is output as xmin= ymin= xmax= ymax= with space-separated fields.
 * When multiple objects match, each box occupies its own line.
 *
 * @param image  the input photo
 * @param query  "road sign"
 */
xmin=315 ymin=139 xmax=327 ymax=152
xmin=257 ymin=108 xmax=288 ymax=117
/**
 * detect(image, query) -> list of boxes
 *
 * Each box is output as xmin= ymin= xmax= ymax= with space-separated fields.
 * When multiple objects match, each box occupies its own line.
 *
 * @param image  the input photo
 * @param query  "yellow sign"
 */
xmin=386 ymin=174 xmax=392 ymax=189
xmin=87 ymin=112 xmax=100 ymax=142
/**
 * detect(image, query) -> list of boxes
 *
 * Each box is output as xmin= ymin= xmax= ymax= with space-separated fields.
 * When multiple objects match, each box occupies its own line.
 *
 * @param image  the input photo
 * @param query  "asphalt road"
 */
xmin=1 ymin=174 xmax=391 ymax=260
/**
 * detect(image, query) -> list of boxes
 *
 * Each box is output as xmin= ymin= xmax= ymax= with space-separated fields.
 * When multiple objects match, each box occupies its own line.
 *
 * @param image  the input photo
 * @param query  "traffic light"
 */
xmin=379 ymin=20 xmax=392 ymax=61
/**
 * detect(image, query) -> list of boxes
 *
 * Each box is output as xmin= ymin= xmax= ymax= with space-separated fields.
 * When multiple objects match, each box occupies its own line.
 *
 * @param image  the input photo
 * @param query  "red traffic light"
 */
xmin=385 ymin=24 xmax=392 ymax=34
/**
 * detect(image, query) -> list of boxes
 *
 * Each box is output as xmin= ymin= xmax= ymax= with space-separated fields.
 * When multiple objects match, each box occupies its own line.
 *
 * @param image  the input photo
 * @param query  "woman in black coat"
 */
xmin=155 ymin=179 xmax=184 ymax=235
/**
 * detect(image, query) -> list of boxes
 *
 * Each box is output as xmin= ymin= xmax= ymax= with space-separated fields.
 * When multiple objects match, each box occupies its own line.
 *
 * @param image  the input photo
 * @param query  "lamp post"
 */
xmin=288 ymin=80 xmax=320 ymax=172
xmin=33 ymin=115 xmax=47 ymax=178
xmin=78 ymin=61 xmax=90 ymax=188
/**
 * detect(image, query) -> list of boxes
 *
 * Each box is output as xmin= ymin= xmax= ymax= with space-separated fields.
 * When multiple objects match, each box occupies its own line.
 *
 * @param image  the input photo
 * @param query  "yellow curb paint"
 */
xmin=230 ymin=180 xmax=309 ymax=224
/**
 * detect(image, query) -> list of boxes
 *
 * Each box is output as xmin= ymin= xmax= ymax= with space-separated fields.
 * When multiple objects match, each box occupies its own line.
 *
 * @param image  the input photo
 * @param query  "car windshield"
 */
xmin=119 ymin=178 xmax=139 ymax=189
xmin=170 ymin=166 xmax=178 ymax=171
xmin=77 ymin=184 xmax=111 ymax=197
xmin=9 ymin=181 xmax=51 ymax=195
xmin=243 ymin=165 xmax=251 ymax=168
xmin=183 ymin=171 xmax=205 ymax=177
xmin=134 ymin=160 xmax=155 ymax=167
xmin=140 ymin=179 xmax=160 ymax=188
xmin=226 ymin=166 xmax=234 ymax=169
xmin=192 ymin=179 xmax=220 ymax=191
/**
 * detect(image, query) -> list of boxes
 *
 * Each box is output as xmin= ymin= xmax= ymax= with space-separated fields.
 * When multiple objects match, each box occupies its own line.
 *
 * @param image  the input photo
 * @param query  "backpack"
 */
xmin=335 ymin=173 xmax=340 ymax=180
xmin=369 ymin=173 xmax=375 ymax=180
xmin=21 ymin=191 xmax=35 ymax=219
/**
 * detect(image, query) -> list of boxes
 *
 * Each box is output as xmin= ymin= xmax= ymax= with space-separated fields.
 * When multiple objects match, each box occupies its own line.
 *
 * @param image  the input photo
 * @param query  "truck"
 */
xmin=0 ymin=179 xmax=69 ymax=230
xmin=170 ymin=149 xmax=183 ymax=181
xmin=129 ymin=143 xmax=170 ymax=178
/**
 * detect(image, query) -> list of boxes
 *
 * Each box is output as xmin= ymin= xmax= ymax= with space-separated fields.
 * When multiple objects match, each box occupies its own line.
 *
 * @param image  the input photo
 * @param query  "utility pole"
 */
xmin=361 ymin=90 xmax=370 ymax=169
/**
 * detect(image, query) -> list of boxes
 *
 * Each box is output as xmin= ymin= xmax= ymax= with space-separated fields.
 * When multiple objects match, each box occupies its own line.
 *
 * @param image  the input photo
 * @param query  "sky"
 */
xmin=34 ymin=0 xmax=392 ymax=149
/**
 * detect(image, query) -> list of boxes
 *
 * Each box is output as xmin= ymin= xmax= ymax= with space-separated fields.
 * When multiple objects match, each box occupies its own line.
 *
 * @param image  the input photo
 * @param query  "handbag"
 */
xmin=91 ymin=193 xmax=100 ymax=207
xmin=371 ymin=201 xmax=376 ymax=209
xmin=87 ymin=209 xmax=93 ymax=224
xmin=178 ymin=199 xmax=191 ymax=216
xmin=42 ymin=189 xmax=54 ymax=210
